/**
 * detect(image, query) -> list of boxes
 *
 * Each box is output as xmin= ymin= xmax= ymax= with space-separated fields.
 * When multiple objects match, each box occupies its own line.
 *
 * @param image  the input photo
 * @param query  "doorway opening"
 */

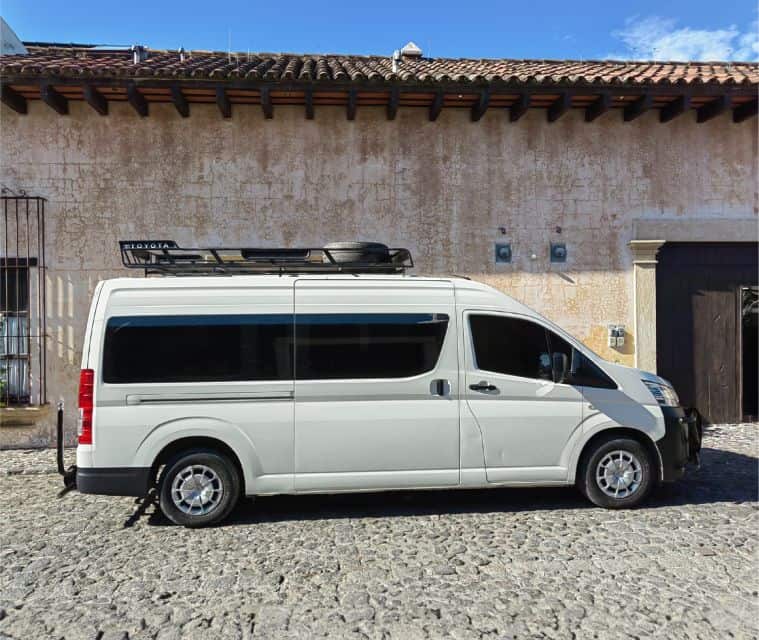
xmin=742 ymin=286 xmax=758 ymax=421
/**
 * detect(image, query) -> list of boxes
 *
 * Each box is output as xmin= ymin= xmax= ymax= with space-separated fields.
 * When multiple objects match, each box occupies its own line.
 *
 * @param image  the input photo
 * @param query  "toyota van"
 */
xmin=68 ymin=241 xmax=700 ymax=527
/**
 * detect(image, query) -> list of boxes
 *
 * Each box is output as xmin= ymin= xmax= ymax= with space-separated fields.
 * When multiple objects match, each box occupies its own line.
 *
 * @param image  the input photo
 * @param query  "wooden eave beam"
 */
xmin=696 ymin=95 xmax=730 ymax=123
xmin=170 ymin=85 xmax=189 ymax=117
xmin=305 ymin=86 xmax=314 ymax=119
xmin=83 ymin=84 xmax=108 ymax=116
xmin=260 ymin=86 xmax=273 ymax=119
xmin=471 ymin=89 xmax=490 ymax=122
xmin=346 ymin=88 xmax=357 ymax=120
xmin=387 ymin=86 xmax=399 ymax=120
xmin=623 ymin=93 xmax=651 ymax=122
xmin=126 ymin=83 xmax=148 ymax=117
xmin=40 ymin=82 xmax=68 ymax=115
xmin=0 ymin=85 xmax=27 ymax=114
xmin=585 ymin=93 xmax=611 ymax=122
xmin=509 ymin=93 xmax=530 ymax=122
xmin=4 ymin=75 xmax=757 ymax=98
xmin=660 ymin=94 xmax=690 ymax=123
xmin=216 ymin=86 xmax=231 ymax=118
xmin=547 ymin=92 xmax=570 ymax=122
xmin=429 ymin=90 xmax=444 ymax=121
xmin=734 ymin=99 xmax=758 ymax=123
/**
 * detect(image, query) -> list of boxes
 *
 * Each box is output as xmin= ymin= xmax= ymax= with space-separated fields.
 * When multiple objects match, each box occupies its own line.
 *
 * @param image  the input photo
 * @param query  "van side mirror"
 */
xmin=552 ymin=352 xmax=569 ymax=383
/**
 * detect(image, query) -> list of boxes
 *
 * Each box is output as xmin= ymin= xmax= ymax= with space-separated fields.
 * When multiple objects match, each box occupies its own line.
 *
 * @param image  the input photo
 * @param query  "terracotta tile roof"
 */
xmin=2 ymin=45 xmax=758 ymax=87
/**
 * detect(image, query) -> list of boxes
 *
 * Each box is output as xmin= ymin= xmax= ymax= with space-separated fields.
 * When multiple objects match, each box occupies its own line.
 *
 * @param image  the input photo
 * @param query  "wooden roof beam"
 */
xmin=734 ymin=99 xmax=757 ymax=123
xmin=1 ymin=85 xmax=27 ymax=114
xmin=585 ymin=93 xmax=611 ymax=122
xmin=126 ymin=83 xmax=148 ymax=117
xmin=305 ymin=86 xmax=314 ymax=120
xmin=41 ymin=82 xmax=68 ymax=115
xmin=509 ymin=93 xmax=530 ymax=122
xmin=216 ymin=86 xmax=231 ymax=118
xmin=83 ymin=84 xmax=108 ymax=116
xmin=387 ymin=86 xmax=399 ymax=120
xmin=170 ymin=85 xmax=189 ymax=117
xmin=347 ymin=88 xmax=357 ymax=120
xmin=696 ymin=95 xmax=730 ymax=123
xmin=429 ymin=90 xmax=444 ymax=121
xmin=624 ymin=93 xmax=651 ymax=122
xmin=547 ymin=92 xmax=570 ymax=122
xmin=660 ymin=94 xmax=690 ymax=123
xmin=471 ymin=89 xmax=490 ymax=122
xmin=260 ymin=86 xmax=273 ymax=119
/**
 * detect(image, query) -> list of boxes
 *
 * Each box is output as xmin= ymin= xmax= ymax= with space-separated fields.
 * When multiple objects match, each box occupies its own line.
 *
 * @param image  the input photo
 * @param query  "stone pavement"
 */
xmin=0 ymin=424 xmax=757 ymax=639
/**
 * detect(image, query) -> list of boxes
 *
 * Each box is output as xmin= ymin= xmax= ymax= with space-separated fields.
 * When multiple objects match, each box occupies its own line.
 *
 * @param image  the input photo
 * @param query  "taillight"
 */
xmin=77 ymin=369 xmax=94 ymax=445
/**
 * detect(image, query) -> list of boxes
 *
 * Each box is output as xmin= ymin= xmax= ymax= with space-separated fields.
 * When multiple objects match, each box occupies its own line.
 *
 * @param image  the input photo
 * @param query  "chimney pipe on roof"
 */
xmin=131 ymin=44 xmax=147 ymax=64
xmin=178 ymin=46 xmax=185 ymax=62
xmin=391 ymin=49 xmax=401 ymax=74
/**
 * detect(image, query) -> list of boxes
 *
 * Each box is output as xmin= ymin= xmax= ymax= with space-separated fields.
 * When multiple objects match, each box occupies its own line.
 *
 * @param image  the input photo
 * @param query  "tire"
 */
xmin=323 ymin=241 xmax=390 ymax=264
xmin=158 ymin=449 xmax=240 ymax=527
xmin=577 ymin=436 xmax=655 ymax=509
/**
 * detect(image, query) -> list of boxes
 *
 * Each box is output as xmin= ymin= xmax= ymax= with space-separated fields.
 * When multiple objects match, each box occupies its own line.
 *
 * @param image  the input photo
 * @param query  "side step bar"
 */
xmin=55 ymin=401 xmax=77 ymax=489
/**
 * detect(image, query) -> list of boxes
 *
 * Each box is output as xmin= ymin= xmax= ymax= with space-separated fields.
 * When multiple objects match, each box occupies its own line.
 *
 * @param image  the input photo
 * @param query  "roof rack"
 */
xmin=119 ymin=241 xmax=414 ymax=276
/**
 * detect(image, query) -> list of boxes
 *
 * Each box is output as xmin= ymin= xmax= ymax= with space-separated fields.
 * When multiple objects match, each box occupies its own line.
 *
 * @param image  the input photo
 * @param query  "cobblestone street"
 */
xmin=1 ymin=424 xmax=757 ymax=640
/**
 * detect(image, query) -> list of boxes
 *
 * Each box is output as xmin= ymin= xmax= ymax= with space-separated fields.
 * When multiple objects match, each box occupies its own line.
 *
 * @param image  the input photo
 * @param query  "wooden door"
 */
xmin=656 ymin=242 xmax=758 ymax=423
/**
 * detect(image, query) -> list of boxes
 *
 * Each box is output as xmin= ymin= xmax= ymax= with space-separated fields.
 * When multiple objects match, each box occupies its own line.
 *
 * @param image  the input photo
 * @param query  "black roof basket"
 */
xmin=119 ymin=241 xmax=414 ymax=276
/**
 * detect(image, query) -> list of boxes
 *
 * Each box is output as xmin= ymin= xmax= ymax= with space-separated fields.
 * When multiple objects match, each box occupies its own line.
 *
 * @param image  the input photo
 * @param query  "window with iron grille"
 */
xmin=0 ymin=195 xmax=46 ymax=407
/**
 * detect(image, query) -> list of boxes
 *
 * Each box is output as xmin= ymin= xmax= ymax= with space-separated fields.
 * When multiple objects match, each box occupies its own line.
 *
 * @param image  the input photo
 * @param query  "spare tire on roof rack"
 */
xmin=323 ymin=242 xmax=390 ymax=264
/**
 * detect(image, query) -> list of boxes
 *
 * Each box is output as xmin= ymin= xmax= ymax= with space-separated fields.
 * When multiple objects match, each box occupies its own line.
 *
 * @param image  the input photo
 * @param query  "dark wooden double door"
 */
xmin=657 ymin=242 xmax=758 ymax=424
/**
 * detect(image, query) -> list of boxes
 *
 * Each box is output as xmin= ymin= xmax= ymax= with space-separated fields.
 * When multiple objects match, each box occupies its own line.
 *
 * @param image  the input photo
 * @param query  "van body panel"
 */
xmin=293 ymin=278 xmax=460 ymax=490
xmin=91 ymin=278 xmax=295 ymax=493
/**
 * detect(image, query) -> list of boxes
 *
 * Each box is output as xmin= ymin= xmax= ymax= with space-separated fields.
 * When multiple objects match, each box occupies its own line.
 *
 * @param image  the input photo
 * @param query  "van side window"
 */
xmin=469 ymin=315 xmax=552 ymax=380
xmin=103 ymin=315 xmax=293 ymax=383
xmin=547 ymin=331 xmax=617 ymax=389
xmin=295 ymin=313 xmax=449 ymax=380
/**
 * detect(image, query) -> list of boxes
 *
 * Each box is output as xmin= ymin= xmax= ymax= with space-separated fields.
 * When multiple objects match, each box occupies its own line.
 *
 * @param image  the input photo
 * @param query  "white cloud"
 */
xmin=607 ymin=15 xmax=759 ymax=61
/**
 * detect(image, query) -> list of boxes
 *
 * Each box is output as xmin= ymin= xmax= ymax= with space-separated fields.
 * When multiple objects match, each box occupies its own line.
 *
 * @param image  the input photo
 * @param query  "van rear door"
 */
xmin=293 ymin=279 xmax=459 ymax=491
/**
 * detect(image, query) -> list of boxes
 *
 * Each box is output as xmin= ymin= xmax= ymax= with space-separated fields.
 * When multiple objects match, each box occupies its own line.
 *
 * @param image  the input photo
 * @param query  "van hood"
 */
xmin=602 ymin=361 xmax=673 ymax=386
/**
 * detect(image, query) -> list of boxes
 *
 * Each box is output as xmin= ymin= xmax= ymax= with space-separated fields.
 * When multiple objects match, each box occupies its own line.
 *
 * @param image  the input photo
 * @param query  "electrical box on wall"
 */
xmin=608 ymin=324 xmax=625 ymax=348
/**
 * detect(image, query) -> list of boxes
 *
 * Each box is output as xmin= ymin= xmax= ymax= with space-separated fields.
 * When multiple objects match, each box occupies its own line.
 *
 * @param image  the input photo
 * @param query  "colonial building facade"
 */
xmin=1 ymin=42 xmax=757 ymax=445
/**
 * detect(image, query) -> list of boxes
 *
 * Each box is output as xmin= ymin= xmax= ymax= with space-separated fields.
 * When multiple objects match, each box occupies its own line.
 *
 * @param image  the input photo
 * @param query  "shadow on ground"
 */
xmin=133 ymin=446 xmax=758 ymax=528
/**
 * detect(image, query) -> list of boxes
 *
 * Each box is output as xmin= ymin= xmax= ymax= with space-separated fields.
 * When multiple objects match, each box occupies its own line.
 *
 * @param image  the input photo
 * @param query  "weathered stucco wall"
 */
xmin=0 ymin=100 xmax=756 ymax=445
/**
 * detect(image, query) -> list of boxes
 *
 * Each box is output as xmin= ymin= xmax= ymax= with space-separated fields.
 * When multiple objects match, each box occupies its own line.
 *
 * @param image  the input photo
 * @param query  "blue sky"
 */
xmin=2 ymin=0 xmax=757 ymax=61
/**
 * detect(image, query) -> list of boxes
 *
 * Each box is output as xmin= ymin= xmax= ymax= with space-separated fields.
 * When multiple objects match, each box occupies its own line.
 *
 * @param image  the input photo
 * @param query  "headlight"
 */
xmin=643 ymin=380 xmax=680 ymax=407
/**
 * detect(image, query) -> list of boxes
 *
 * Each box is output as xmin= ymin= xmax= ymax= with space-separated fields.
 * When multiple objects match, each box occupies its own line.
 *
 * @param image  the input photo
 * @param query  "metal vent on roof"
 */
xmin=400 ymin=41 xmax=422 ymax=58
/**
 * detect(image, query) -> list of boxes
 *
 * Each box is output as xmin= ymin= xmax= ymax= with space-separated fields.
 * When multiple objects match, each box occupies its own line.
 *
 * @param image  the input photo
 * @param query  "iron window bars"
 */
xmin=1 ymin=196 xmax=47 ymax=407
xmin=119 ymin=241 xmax=414 ymax=276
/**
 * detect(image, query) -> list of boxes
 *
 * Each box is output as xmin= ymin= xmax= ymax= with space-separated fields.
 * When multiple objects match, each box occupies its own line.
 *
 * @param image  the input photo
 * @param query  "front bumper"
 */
xmin=655 ymin=406 xmax=701 ymax=482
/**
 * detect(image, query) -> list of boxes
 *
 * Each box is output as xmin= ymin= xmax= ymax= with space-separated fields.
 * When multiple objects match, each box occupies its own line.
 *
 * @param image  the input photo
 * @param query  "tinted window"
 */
xmin=470 ymin=315 xmax=552 ymax=380
xmin=470 ymin=314 xmax=617 ymax=388
xmin=296 ymin=313 xmax=449 ymax=380
xmin=103 ymin=315 xmax=293 ymax=383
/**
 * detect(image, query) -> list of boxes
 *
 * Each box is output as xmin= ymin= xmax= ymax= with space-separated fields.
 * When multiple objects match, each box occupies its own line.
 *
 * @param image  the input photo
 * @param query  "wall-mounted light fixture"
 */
xmin=550 ymin=242 xmax=567 ymax=263
xmin=495 ymin=242 xmax=512 ymax=263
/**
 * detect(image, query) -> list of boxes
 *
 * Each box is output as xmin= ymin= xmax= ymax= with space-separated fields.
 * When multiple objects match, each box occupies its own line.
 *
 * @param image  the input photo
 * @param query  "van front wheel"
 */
xmin=578 ymin=437 xmax=654 ymax=509
xmin=158 ymin=450 xmax=240 ymax=527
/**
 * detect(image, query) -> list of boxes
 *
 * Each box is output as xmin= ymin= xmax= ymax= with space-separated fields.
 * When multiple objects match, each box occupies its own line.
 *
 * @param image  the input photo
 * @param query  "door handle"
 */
xmin=469 ymin=381 xmax=498 ymax=393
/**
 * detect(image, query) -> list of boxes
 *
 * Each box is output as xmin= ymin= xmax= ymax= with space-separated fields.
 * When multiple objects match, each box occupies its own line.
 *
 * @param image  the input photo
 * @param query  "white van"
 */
xmin=70 ymin=242 xmax=700 ymax=527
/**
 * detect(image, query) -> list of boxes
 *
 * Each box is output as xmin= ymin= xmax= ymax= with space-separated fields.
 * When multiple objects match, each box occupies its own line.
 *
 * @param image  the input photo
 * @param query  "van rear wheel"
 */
xmin=578 ymin=436 xmax=654 ymax=509
xmin=158 ymin=450 xmax=240 ymax=527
